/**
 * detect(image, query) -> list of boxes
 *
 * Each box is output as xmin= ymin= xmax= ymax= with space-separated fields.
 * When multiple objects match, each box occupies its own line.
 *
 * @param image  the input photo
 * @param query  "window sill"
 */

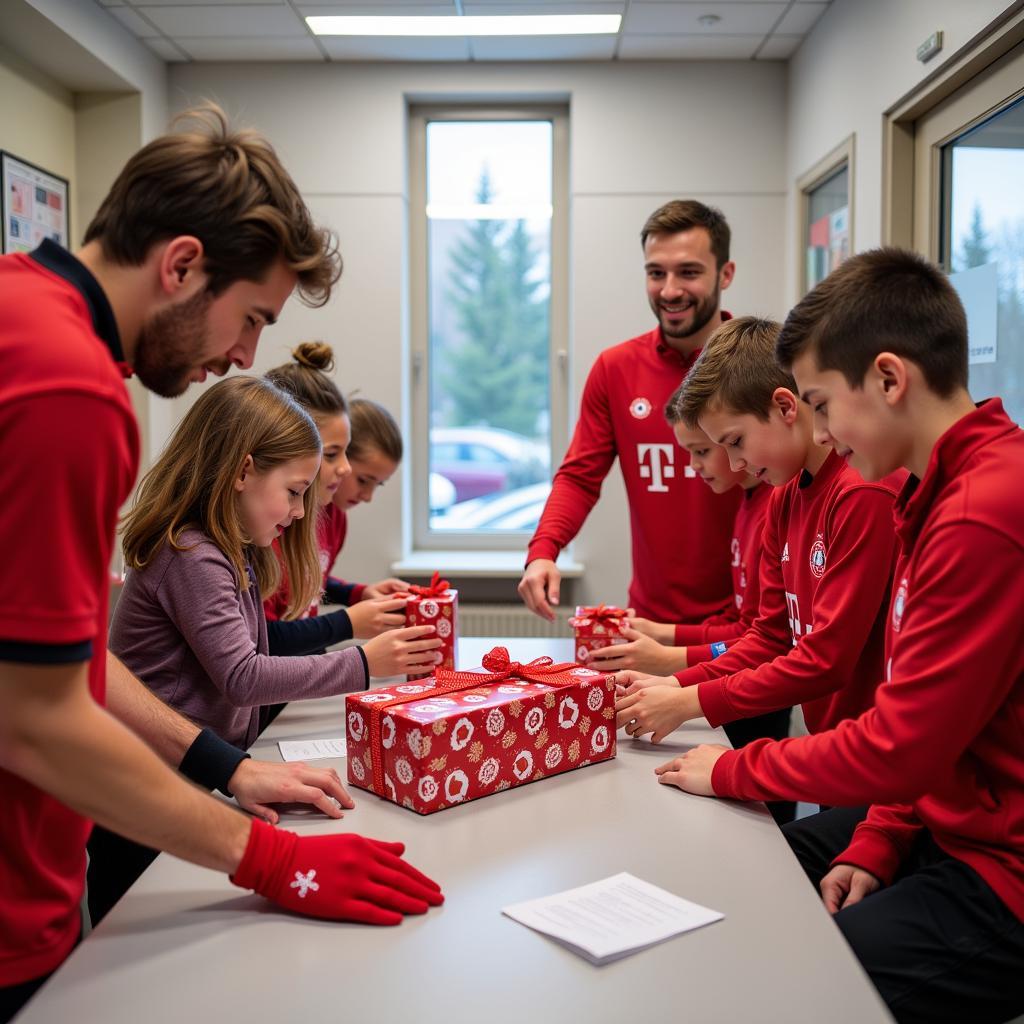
xmin=391 ymin=550 xmax=584 ymax=579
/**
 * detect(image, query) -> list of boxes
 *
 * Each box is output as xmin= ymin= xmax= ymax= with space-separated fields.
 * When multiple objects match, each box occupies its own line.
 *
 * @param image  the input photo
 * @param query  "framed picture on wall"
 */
xmin=1 ymin=150 xmax=70 ymax=254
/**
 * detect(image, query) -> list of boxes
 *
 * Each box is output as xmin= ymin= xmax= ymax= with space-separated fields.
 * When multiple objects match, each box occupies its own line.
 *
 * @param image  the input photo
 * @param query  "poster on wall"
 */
xmin=1 ymin=151 xmax=70 ymax=254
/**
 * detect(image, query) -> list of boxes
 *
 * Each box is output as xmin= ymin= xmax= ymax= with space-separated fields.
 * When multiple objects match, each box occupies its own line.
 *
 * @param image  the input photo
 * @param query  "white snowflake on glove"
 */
xmin=486 ymin=707 xmax=505 ymax=736
xmin=381 ymin=715 xmax=396 ymax=749
xmin=587 ymin=688 xmax=604 ymax=712
xmin=347 ymin=710 xmax=365 ymax=742
xmin=290 ymin=869 xmax=319 ymax=899
xmin=524 ymin=706 xmax=545 ymax=735
xmin=418 ymin=775 xmax=439 ymax=802
xmin=450 ymin=717 xmax=474 ymax=751
xmin=407 ymin=728 xmax=428 ymax=759
xmin=558 ymin=696 xmax=579 ymax=730
xmin=591 ymin=725 xmax=609 ymax=754
xmin=512 ymin=750 xmax=534 ymax=781
xmin=444 ymin=769 xmax=470 ymax=803
xmin=545 ymin=744 xmax=564 ymax=770
xmin=478 ymin=757 xmax=500 ymax=786
xmin=395 ymin=757 xmax=414 ymax=785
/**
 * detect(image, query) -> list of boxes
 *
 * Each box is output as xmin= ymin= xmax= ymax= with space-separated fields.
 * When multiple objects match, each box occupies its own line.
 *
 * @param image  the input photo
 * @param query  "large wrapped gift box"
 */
xmin=345 ymin=647 xmax=616 ymax=814
xmin=568 ymin=604 xmax=629 ymax=662
xmin=402 ymin=572 xmax=458 ymax=680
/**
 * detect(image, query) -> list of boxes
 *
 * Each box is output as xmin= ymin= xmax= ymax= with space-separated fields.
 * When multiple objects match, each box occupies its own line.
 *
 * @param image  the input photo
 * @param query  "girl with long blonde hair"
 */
xmin=111 ymin=376 xmax=440 ymax=749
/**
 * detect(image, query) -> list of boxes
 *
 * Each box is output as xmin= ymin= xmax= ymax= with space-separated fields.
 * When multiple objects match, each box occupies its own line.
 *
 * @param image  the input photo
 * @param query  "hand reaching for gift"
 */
xmin=615 ymin=681 xmax=703 ymax=743
xmin=347 ymin=597 xmax=407 ymax=639
xmin=583 ymin=624 xmax=688 ymax=675
xmin=362 ymin=578 xmax=411 ymax=601
xmin=362 ymin=625 xmax=443 ymax=678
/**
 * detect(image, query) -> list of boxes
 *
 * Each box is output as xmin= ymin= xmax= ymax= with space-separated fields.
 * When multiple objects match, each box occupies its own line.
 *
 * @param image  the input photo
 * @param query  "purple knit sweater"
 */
xmin=110 ymin=529 xmax=367 ymax=749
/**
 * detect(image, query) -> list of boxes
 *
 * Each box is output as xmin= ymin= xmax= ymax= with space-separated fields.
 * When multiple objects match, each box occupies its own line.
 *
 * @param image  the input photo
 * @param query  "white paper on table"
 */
xmin=502 ymin=872 xmax=723 ymax=965
xmin=277 ymin=737 xmax=347 ymax=762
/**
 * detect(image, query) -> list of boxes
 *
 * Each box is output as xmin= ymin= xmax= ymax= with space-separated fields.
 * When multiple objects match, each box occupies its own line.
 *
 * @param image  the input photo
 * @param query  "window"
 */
xmin=409 ymin=107 xmax=568 ymax=551
xmin=940 ymin=95 xmax=1024 ymax=420
xmin=889 ymin=20 xmax=1024 ymax=422
xmin=797 ymin=136 xmax=853 ymax=296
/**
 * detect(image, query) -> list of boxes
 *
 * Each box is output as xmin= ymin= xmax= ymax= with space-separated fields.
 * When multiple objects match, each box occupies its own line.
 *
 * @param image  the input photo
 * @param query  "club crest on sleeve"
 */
xmin=629 ymin=397 xmax=652 ymax=419
xmin=809 ymin=535 xmax=827 ymax=579
xmin=891 ymin=577 xmax=909 ymax=633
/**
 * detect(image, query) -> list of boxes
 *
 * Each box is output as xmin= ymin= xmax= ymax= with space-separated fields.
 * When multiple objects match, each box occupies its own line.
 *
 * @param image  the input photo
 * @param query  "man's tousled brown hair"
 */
xmin=121 ymin=376 xmax=323 ymax=619
xmin=641 ymin=199 xmax=731 ymax=268
xmin=85 ymin=103 xmax=341 ymax=306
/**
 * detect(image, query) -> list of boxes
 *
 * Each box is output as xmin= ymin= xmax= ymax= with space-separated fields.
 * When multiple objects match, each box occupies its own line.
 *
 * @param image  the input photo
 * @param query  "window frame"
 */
xmin=795 ymin=134 xmax=854 ymax=299
xmin=407 ymin=103 xmax=569 ymax=553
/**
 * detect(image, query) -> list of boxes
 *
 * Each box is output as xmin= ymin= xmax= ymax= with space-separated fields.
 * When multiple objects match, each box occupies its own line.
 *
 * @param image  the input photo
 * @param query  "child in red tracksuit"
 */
xmin=656 ymin=249 xmax=1024 ymax=1024
xmin=613 ymin=316 xmax=904 ymax=750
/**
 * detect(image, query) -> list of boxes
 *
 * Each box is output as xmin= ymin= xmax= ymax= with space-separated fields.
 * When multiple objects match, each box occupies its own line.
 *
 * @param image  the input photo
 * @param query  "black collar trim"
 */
xmin=30 ymin=239 xmax=124 ymax=363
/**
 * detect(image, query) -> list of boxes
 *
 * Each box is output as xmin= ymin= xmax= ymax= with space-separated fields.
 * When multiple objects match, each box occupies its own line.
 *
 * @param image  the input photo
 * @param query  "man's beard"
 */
xmin=656 ymin=282 xmax=721 ymax=341
xmin=132 ymin=288 xmax=223 ymax=398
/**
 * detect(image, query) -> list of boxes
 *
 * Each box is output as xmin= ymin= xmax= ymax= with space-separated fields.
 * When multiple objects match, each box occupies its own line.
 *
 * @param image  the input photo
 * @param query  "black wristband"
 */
xmin=179 ymin=728 xmax=251 ymax=797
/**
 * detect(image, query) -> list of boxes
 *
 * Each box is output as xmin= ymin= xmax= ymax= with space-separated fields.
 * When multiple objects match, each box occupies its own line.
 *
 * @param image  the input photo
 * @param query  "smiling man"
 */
xmin=519 ymin=200 xmax=740 ymax=624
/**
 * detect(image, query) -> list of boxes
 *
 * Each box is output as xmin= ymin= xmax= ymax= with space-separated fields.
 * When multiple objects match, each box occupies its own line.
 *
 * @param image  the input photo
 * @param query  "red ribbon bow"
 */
xmin=570 ymin=603 xmax=626 ymax=625
xmin=403 ymin=571 xmax=451 ymax=599
xmin=365 ymin=646 xmax=582 ymax=798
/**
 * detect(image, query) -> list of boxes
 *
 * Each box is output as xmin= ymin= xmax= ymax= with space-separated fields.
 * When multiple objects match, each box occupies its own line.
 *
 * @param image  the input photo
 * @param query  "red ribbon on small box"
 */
xmin=401 ymin=571 xmax=450 ymax=599
xmin=366 ymin=646 xmax=580 ymax=797
xmin=568 ymin=603 xmax=627 ymax=627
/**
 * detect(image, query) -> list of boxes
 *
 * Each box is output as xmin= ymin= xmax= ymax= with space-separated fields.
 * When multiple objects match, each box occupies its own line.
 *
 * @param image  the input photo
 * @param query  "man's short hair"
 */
xmin=84 ymin=103 xmax=341 ymax=307
xmin=669 ymin=316 xmax=789 ymax=427
xmin=641 ymin=200 xmax=731 ymax=268
xmin=775 ymin=248 xmax=968 ymax=395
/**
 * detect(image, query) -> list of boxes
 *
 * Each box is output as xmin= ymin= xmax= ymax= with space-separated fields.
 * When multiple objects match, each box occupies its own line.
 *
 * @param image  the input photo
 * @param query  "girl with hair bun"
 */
xmin=262 ymin=343 xmax=422 ymax=659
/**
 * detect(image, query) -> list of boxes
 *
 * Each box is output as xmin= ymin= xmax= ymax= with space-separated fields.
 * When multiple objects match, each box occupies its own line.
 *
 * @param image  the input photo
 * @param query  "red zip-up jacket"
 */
xmin=674 ymin=450 xmax=905 ymax=733
xmin=527 ymin=326 xmax=739 ymax=623
xmin=711 ymin=400 xmax=1024 ymax=920
xmin=675 ymin=482 xmax=771 ymax=665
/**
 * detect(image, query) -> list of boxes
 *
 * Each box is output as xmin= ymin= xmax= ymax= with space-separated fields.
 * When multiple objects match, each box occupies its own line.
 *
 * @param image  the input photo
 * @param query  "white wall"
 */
xmin=167 ymin=59 xmax=788 ymax=601
xmin=784 ymin=0 xmax=1014 ymax=301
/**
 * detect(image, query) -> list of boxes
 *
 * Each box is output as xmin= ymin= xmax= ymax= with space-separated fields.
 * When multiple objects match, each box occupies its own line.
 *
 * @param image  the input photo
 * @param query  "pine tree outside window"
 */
xmin=408 ymin=107 xmax=569 ymax=551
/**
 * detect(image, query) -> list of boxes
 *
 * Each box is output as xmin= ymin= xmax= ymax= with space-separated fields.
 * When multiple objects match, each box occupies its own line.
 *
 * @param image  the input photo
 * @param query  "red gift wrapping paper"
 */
xmin=401 ymin=572 xmax=458 ymax=681
xmin=568 ymin=604 xmax=629 ymax=662
xmin=345 ymin=646 xmax=616 ymax=814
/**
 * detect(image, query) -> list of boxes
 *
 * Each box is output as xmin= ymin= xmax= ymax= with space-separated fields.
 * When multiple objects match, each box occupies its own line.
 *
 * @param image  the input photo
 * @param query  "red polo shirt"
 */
xmin=0 ymin=241 xmax=139 ymax=985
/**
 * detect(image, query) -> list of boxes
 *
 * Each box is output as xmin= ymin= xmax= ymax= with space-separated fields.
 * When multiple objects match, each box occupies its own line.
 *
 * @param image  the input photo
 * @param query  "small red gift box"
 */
xmin=345 ymin=646 xmax=616 ymax=814
xmin=569 ymin=604 xmax=629 ymax=662
xmin=401 ymin=572 xmax=457 ymax=681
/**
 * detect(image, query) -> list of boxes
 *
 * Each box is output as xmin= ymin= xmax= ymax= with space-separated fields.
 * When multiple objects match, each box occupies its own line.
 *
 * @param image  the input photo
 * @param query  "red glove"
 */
xmin=231 ymin=820 xmax=444 ymax=925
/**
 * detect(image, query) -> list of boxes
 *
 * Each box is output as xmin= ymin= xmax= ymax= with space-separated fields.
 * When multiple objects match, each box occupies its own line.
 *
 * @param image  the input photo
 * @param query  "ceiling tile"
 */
xmin=138 ymin=5 xmax=306 ymax=36
xmin=131 ymin=0 xmax=285 ymax=5
xmin=624 ymin=2 xmax=785 ymax=36
xmin=774 ymin=1 xmax=828 ymax=35
xmin=142 ymin=36 xmax=190 ymax=60
xmin=755 ymin=33 xmax=802 ymax=59
xmin=107 ymin=5 xmax=160 ymax=35
xmin=319 ymin=35 xmax=471 ymax=59
xmin=470 ymin=34 xmax=617 ymax=59
xmin=462 ymin=2 xmax=624 ymax=12
xmin=618 ymin=32 xmax=762 ymax=59
xmin=174 ymin=36 xmax=325 ymax=59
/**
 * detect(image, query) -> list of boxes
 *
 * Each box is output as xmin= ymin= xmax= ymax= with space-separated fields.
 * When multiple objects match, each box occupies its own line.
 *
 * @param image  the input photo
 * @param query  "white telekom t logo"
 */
xmin=638 ymin=443 xmax=692 ymax=492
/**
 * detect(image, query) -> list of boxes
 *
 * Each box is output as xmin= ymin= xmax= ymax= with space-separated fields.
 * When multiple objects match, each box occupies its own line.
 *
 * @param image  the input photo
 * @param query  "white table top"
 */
xmin=19 ymin=638 xmax=891 ymax=1024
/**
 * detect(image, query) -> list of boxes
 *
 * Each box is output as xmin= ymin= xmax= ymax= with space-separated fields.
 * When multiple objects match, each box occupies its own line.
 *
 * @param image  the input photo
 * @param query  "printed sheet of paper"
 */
xmin=502 ymin=872 xmax=723 ymax=965
xmin=277 ymin=737 xmax=347 ymax=762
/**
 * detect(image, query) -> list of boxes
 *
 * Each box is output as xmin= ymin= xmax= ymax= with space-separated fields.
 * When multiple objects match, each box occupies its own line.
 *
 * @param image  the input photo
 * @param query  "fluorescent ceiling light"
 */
xmin=306 ymin=14 xmax=622 ymax=37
